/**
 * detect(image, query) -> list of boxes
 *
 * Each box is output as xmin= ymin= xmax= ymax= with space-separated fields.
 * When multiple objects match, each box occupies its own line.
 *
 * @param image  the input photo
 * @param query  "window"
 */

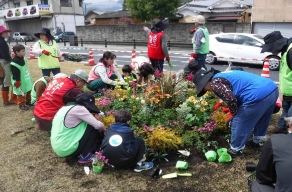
xmin=41 ymin=0 xmax=48 ymax=4
xmin=27 ymin=1 xmax=33 ymax=6
xmin=215 ymin=34 xmax=235 ymax=44
xmin=60 ymin=0 xmax=72 ymax=7
xmin=14 ymin=3 xmax=20 ymax=8
xmin=235 ymin=35 xmax=262 ymax=47
xmin=79 ymin=0 xmax=83 ymax=7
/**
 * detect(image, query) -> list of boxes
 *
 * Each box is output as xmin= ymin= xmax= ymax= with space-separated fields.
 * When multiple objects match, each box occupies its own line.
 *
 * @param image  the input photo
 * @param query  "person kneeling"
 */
xmin=51 ymin=93 xmax=105 ymax=164
xmin=101 ymin=110 xmax=153 ymax=172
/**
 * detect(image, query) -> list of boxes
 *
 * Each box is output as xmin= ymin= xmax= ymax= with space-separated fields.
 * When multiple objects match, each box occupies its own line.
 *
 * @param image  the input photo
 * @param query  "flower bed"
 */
xmin=95 ymin=70 xmax=230 ymax=158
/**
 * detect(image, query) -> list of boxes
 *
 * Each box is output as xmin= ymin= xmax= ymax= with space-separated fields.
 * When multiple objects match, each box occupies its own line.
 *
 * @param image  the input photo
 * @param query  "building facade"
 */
xmin=252 ymin=0 xmax=292 ymax=37
xmin=0 ymin=0 xmax=84 ymax=37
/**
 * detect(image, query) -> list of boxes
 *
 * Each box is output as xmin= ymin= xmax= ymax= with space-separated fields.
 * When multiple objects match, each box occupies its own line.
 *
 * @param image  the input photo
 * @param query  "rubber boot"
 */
xmin=10 ymin=91 xmax=18 ymax=104
xmin=1 ymin=90 xmax=10 ymax=106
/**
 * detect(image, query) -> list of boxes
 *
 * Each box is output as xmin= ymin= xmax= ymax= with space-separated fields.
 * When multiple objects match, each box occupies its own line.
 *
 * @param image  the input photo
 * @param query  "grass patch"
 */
xmin=0 ymin=59 xmax=280 ymax=191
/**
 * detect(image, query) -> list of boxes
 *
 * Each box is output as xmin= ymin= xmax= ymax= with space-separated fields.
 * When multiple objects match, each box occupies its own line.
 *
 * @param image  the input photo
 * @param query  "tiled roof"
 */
xmin=94 ymin=11 xmax=130 ymax=19
xmin=211 ymin=7 xmax=247 ymax=13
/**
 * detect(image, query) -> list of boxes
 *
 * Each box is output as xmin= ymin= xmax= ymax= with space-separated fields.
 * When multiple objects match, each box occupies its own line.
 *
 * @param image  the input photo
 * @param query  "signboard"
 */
xmin=3 ymin=4 xmax=52 ymax=19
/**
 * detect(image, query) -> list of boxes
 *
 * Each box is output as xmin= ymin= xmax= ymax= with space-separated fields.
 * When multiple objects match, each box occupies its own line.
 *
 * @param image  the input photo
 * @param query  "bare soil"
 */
xmin=0 ymin=59 xmax=280 ymax=192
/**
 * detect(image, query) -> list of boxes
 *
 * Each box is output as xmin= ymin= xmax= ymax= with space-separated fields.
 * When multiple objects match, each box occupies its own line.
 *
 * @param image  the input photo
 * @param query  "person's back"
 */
xmin=101 ymin=110 xmax=153 ymax=171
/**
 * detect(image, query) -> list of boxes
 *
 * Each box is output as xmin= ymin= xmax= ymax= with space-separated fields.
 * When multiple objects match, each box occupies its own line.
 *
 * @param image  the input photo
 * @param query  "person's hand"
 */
xmin=222 ymin=107 xmax=230 ymax=113
xmin=142 ymin=26 xmax=146 ymax=30
xmin=99 ymin=111 xmax=105 ymax=118
xmin=14 ymin=81 xmax=21 ymax=88
xmin=191 ymin=53 xmax=197 ymax=58
xmin=189 ymin=28 xmax=196 ymax=34
xmin=42 ymin=50 xmax=50 ymax=56
xmin=166 ymin=57 xmax=170 ymax=62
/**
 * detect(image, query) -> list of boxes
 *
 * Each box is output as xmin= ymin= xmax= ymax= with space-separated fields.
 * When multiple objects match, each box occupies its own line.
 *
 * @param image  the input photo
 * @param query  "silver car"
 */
xmin=12 ymin=32 xmax=33 ymax=42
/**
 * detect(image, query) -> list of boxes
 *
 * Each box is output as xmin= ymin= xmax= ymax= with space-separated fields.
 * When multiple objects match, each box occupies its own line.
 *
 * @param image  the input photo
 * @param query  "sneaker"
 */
xmin=19 ymin=104 xmax=29 ymax=111
xmin=246 ymin=140 xmax=263 ymax=149
xmin=78 ymin=153 xmax=95 ymax=164
xmin=134 ymin=161 xmax=154 ymax=172
xmin=227 ymin=148 xmax=244 ymax=158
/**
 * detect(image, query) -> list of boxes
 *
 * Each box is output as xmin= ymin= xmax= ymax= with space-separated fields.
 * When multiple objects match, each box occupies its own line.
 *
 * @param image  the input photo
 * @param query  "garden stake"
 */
xmin=11 ymin=126 xmax=34 ymax=135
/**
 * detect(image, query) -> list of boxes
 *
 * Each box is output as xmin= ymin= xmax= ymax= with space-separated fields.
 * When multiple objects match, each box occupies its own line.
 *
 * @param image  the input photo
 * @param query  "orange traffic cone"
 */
xmin=29 ymin=45 xmax=35 ymax=59
xmin=87 ymin=48 xmax=95 ymax=65
xmin=261 ymin=59 xmax=270 ymax=78
xmin=11 ymin=45 xmax=15 ymax=58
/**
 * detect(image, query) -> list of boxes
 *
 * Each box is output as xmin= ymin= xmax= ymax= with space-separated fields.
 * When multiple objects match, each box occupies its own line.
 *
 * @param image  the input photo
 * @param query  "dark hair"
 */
xmin=122 ymin=65 xmax=132 ymax=73
xmin=13 ymin=44 xmax=25 ymax=54
xmin=114 ymin=109 xmax=132 ymax=123
xmin=99 ymin=51 xmax=116 ymax=65
xmin=139 ymin=63 xmax=154 ymax=77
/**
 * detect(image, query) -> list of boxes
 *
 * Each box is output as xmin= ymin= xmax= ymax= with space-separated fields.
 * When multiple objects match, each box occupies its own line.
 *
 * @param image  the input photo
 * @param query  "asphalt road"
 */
xmin=25 ymin=47 xmax=279 ymax=82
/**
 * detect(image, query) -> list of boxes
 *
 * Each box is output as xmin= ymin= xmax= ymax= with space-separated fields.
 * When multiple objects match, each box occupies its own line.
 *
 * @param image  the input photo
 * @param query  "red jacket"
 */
xmin=148 ymin=31 xmax=165 ymax=60
xmin=34 ymin=78 xmax=77 ymax=120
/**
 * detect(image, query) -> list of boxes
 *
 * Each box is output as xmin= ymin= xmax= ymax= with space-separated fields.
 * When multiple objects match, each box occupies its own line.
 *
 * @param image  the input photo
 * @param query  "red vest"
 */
xmin=148 ymin=31 xmax=165 ymax=60
xmin=34 ymin=78 xmax=76 ymax=120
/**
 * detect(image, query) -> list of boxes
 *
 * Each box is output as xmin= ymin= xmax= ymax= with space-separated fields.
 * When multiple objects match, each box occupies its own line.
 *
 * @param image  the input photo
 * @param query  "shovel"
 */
xmin=162 ymin=172 xmax=192 ymax=179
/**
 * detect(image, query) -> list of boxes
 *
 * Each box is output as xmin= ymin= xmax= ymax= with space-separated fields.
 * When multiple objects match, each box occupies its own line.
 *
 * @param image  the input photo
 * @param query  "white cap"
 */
xmin=192 ymin=15 xmax=205 ymax=24
xmin=72 ymin=69 xmax=89 ymax=82
xmin=53 ymin=73 xmax=68 ymax=79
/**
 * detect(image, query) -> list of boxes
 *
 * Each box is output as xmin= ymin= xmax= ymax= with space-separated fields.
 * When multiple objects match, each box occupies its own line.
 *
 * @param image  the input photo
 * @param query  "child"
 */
xmin=122 ymin=65 xmax=137 ymax=80
xmin=31 ymin=73 xmax=67 ymax=105
xmin=130 ymin=56 xmax=155 ymax=85
xmin=101 ymin=109 xmax=153 ymax=172
xmin=10 ymin=44 xmax=33 ymax=110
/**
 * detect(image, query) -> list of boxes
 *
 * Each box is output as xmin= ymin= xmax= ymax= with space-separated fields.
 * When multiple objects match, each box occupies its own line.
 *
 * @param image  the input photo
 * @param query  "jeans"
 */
xmin=277 ymin=100 xmax=292 ymax=129
xmin=42 ymin=68 xmax=61 ymax=77
xmin=230 ymin=89 xmax=279 ymax=151
xmin=86 ymin=74 xmax=118 ymax=94
xmin=195 ymin=54 xmax=207 ymax=70
xmin=150 ymin=59 xmax=164 ymax=72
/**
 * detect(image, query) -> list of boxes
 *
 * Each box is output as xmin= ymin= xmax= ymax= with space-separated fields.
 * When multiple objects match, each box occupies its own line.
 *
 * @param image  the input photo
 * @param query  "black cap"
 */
xmin=261 ymin=31 xmax=288 ymax=53
xmin=75 ymin=93 xmax=100 ymax=114
xmin=34 ymin=28 xmax=52 ymax=39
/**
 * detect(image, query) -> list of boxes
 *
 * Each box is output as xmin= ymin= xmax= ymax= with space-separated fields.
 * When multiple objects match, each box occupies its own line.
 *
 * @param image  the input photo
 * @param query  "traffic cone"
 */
xmin=11 ymin=45 xmax=15 ymax=58
xmin=130 ymin=49 xmax=136 ymax=69
xmin=131 ymin=49 xmax=136 ymax=60
xmin=261 ymin=59 xmax=270 ymax=78
xmin=29 ymin=45 xmax=35 ymax=59
xmin=87 ymin=48 xmax=95 ymax=65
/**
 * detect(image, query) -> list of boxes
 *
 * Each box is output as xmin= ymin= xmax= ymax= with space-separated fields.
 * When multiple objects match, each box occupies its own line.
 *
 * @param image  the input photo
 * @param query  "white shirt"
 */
xmin=94 ymin=63 xmax=125 ymax=85
xmin=32 ymin=40 xmax=63 ymax=56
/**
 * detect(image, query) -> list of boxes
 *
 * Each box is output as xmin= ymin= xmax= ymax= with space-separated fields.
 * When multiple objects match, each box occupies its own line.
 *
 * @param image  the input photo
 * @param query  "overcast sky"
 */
xmin=84 ymin=0 xmax=123 ymax=12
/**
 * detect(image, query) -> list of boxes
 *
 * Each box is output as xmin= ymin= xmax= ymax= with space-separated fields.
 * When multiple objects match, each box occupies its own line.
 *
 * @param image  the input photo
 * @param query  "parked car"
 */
xmin=206 ymin=33 xmax=280 ymax=71
xmin=53 ymin=31 xmax=75 ymax=42
xmin=12 ymin=32 xmax=33 ymax=42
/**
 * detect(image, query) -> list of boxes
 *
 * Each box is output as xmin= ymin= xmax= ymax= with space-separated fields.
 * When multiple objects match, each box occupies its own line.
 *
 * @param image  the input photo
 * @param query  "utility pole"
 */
xmin=84 ymin=3 xmax=92 ymax=15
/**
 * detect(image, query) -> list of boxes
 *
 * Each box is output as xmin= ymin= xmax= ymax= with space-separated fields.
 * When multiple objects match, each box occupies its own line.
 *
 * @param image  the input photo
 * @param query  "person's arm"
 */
xmin=142 ymin=26 xmax=151 ymax=35
xmin=32 ymin=41 xmax=43 ymax=55
xmin=10 ymin=65 xmax=20 ymax=81
xmin=256 ymin=138 xmax=276 ymax=185
xmin=55 ymin=41 xmax=63 ymax=57
xmin=0 ymin=40 xmax=11 ymax=61
xmin=194 ymin=29 xmax=204 ymax=54
xmin=64 ymin=105 xmax=105 ymax=131
xmin=287 ymin=49 xmax=292 ymax=70
xmin=35 ymin=81 xmax=47 ymax=101
xmin=113 ymin=65 xmax=125 ymax=82
xmin=210 ymin=78 xmax=238 ymax=114
xmin=94 ymin=65 xmax=117 ymax=85
xmin=62 ymin=87 xmax=82 ymax=104
xmin=161 ymin=35 xmax=169 ymax=58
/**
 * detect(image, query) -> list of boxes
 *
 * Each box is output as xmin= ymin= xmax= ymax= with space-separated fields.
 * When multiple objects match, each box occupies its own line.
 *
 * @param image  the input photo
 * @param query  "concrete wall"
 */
xmin=76 ymin=23 xmax=251 ymax=44
xmin=253 ymin=0 xmax=292 ymax=22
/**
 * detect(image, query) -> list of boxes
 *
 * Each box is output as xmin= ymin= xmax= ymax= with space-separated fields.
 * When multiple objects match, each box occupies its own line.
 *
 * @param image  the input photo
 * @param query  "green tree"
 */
xmin=122 ymin=0 xmax=128 ymax=11
xmin=126 ymin=0 xmax=182 ymax=22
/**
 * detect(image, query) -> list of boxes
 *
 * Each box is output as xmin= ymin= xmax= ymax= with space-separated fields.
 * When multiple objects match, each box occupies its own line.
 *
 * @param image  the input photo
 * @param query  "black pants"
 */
xmin=70 ymin=124 xmax=101 ymax=157
xmin=150 ymin=59 xmax=164 ymax=72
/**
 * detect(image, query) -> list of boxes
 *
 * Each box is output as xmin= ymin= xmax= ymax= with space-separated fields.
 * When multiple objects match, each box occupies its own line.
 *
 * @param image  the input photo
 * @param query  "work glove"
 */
xmin=99 ymin=111 xmax=105 ymax=118
xmin=213 ymin=101 xmax=222 ymax=111
xmin=166 ymin=57 xmax=170 ymax=62
xmin=191 ymin=53 xmax=197 ymax=58
xmin=222 ymin=107 xmax=230 ymax=113
xmin=189 ymin=28 xmax=196 ymax=34
xmin=42 ymin=50 xmax=50 ymax=56
xmin=14 ymin=81 xmax=21 ymax=88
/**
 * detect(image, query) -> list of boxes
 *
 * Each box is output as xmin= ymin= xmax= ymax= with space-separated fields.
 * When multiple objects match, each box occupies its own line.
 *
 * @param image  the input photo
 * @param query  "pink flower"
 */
xmin=187 ymin=74 xmax=194 ymax=82
xmin=171 ymin=74 xmax=176 ymax=79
